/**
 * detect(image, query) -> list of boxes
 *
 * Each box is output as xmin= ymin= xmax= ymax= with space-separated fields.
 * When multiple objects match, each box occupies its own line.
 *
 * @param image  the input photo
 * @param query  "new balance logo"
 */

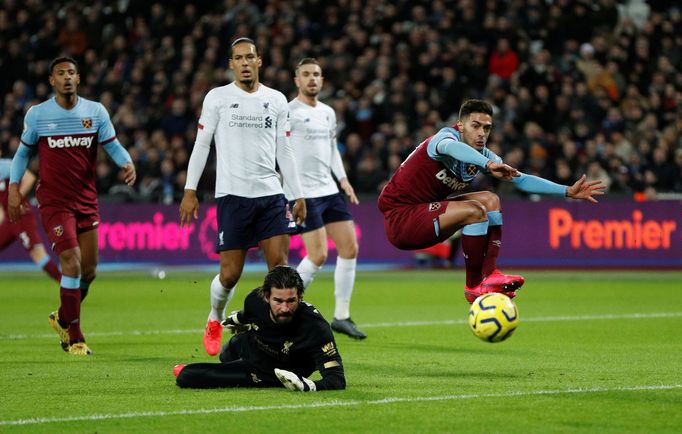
xmin=47 ymin=136 xmax=94 ymax=149
xmin=230 ymin=103 xmax=239 ymax=108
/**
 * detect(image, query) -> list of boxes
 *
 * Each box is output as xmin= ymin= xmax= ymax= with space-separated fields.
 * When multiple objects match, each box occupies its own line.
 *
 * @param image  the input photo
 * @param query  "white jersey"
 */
xmin=284 ymin=98 xmax=347 ymax=200
xmin=185 ymin=82 xmax=303 ymax=199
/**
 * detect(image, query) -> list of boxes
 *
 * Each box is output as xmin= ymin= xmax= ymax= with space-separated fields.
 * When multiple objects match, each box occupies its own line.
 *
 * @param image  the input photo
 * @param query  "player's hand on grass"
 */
xmin=7 ymin=183 xmax=26 ymax=223
xmin=179 ymin=189 xmax=199 ymax=227
xmin=274 ymin=368 xmax=316 ymax=392
xmin=567 ymin=174 xmax=606 ymax=203
xmin=292 ymin=198 xmax=307 ymax=225
xmin=121 ymin=162 xmax=136 ymax=186
xmin=486 ymin=161 xmax=519 ymax=181
xmin=339 ymin=178 xmax=359 ymax=205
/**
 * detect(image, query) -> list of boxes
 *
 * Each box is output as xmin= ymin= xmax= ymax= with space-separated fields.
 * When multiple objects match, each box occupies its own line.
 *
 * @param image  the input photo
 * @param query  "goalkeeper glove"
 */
xmin=274 ymin=368 xmax=316 ymax=392
xmin=221 ymin=311 xmax=251 ymax=335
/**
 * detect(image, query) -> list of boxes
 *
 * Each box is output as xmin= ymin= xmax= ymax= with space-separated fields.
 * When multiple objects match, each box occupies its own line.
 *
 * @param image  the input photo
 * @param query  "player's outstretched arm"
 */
xmin=179 ymin=189 xmax=199 ymax=227
xmin=566 ymin=174 xmax=606 ymax=203
xmin=274 ymin=369 xmax=317 ymax=392
xmin=486 ymin=161 xmax=520 ymax=181
xmin=339 ymin=178 xmax=359 ymax=205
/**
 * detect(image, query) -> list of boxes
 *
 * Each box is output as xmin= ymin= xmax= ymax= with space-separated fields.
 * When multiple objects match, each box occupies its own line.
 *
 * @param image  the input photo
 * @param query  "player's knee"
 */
xmin=467 ymin=202 xmax=488 ymax=222
xmin=339 ymin=242 xmax=358 ymax=259
xmin=59 ymin=253 xmax=81 ymax=276
xmin=477 ymin=191 xmax=500 ymax=211
xmin=219 ymin=269 xmax=241 ymax=289
xmin=308 ymin=251 xmax=328 ymax=266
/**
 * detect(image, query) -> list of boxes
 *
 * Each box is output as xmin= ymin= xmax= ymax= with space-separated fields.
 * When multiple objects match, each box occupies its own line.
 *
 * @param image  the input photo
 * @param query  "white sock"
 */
xmin=296 ymin=256 xmax=321 ymax=289
xmin=208 ymin=274 xmax=235 ymax=322
xmin=334 ymin=257 xmax=356 ymax=320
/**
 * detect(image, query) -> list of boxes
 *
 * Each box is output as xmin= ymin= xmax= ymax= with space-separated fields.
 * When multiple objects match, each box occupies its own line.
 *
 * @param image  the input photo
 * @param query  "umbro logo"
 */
xmin=47 ymin=123 xmax=58 ymax=130
xmin=230 ymin=103 xmax=239 ymax=108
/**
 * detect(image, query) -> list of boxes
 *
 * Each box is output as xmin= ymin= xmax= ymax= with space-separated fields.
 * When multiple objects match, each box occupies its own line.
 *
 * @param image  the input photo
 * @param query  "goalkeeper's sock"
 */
xmin=462 ymin=221 xmax=489 ymax=288
xmin=482 ymin=213 xmax=502 ymax=277
xmin=296 ymin=256 xmax=321 ymax=289
xmin=208 ymin=274 xmax=234 ymax=322
xmin=334 ymin=257 xmax=356 ymax=320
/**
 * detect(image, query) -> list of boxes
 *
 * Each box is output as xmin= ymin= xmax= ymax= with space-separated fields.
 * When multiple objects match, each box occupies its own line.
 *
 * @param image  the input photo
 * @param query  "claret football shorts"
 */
xmin=382 ymin=201 xmax=449 ymax=250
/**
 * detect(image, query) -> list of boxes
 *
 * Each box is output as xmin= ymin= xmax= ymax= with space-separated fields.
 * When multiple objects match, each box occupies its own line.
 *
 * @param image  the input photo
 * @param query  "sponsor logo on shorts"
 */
xmin=428 ymin=202 xmax=441 ymax=212
xmin=53 ymin=225 xmax=64 ymax=237
xmin=81 ymin=118 xmax=93 ymax=129
xmin=47 ymin=136 xmax=94 ymax=149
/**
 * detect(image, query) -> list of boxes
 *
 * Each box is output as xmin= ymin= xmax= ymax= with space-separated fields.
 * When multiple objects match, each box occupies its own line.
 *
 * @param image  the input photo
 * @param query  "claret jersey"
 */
xmin=19 ymin=97 xmax=116 ymax=210
xmin=378 ymin=127 xmax=501 ymax=211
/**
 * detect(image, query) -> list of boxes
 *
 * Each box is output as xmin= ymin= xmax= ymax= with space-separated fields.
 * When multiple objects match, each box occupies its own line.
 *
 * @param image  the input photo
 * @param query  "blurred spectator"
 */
xmin=0 ymin=0 xmax=679 ymax=202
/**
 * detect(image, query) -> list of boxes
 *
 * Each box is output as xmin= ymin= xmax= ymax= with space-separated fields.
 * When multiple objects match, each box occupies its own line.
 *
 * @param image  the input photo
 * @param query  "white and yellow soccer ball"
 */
xmin=468 ymin=293 xmax=519 ymax=343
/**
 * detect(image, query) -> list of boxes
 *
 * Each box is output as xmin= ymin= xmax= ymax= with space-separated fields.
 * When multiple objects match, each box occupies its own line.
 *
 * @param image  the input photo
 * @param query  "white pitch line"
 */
xmin=2 ymin=311 xmax=682 ymax=341
xmin=1 ymin=384 xmax=680 ymax=426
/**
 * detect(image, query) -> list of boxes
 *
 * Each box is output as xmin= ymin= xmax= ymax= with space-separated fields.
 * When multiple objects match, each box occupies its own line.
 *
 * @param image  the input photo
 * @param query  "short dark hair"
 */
xmin=259 ymin=266 xmax=304 ymax=298
xmin=459 ymin=99 xmax=493 ymax=120
xmin=49 ymin=56 xmax=78 ymax=74
xmin=230 ymin=37 xmax=258 ymax=56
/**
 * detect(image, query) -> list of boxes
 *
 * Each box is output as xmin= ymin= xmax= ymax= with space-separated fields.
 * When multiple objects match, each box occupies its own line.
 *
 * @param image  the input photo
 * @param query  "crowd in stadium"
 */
xmin=1 ymin=0 xmax=680 ymax=202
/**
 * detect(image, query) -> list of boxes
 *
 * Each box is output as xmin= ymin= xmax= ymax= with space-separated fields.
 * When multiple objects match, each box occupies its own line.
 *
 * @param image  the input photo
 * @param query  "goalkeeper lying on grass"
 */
xmin=174 ymin=266 xmax=345 ymax=391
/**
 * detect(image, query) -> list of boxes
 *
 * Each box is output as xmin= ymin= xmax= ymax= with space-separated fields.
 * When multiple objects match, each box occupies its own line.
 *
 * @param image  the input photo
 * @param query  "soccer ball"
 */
xmin=468 ymin=293 xmax=519 ymax=343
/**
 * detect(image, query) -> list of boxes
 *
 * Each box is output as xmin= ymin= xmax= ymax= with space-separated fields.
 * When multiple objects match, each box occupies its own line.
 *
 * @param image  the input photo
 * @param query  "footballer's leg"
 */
xmin=468 ymin=194 xmax=524 ymax=294
xmin=298 ymin=227 xmax=327 ymax=288
xmin=327 ymin=220 xmax=366 ymax=340
xmin=78 ymin=228 xmax=99 ymax=302
xmin=204 ymin=249 xmax=246 ymax=356
xmin=438 ymin=198 xmax=488 ymax=289
xmin=260 ymin=234 xmax=290 ymax=269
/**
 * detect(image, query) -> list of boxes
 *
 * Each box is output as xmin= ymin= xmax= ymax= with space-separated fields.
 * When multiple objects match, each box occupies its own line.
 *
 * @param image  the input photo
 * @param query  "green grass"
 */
xmin=1 ymin=269 xmax=681 ymax=433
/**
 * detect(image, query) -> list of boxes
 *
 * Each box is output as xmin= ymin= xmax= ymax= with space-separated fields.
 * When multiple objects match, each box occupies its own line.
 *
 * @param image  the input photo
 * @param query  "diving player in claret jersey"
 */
xmin=175 ymin=266 xmax=345 ymax=391
xmin=9 ymin=56 xmax=136 ymax=356
xmin=284 ymin=58 xmax=366 ymax=340
xmin=180 ymin=37 xmax=307 ymax=357
xmin=0 ymin=157 xmax=60 ymax=281
xmin=378 ymin=99 xmax=606 ymax=303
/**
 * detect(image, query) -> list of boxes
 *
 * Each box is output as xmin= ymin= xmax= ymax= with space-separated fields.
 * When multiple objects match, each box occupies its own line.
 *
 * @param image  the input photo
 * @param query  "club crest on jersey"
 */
xmin=263 ymin=102 xmax=270 ymax=111
xmin=282 ymin=341 xmax=293 ymax=354
xmin=81 ymin=118 xmax=93 ymax=129
xmin=466 ymin=164 xmax=478 ymax=177
xmin=428 ymin=202 xmax=441 ymax=212
xmin=53 ymin=225 xmax=64 ymax=237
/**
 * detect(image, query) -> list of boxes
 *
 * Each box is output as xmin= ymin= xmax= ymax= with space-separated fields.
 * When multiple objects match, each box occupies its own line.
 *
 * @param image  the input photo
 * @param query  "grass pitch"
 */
xmin=1 ymin=268 xmax=681 ymax=433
